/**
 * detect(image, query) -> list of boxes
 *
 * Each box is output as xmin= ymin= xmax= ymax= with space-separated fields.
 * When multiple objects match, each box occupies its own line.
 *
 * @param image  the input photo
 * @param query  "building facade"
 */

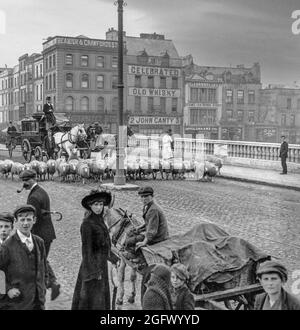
xmin=33 ymin=54 xmax=44 ymax=112
xmin=42 ymin=35 xmax=119 ymax=131
xmin=258 ymin=85 xmax=300 ymax=144
xmin=106 ymin=29 xmax=184 ymax=135
xmin=184 ymin=59 xmax=262 ymax=141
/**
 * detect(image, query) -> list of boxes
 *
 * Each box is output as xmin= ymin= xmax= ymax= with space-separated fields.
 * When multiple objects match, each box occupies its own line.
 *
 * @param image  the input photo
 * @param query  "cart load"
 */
xmin=141 ymin=222 xmax=270 ymax=294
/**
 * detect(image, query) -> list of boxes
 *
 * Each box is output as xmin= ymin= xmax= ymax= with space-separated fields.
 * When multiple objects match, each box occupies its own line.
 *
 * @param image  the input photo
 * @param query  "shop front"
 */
xmin=256 ymin=127 xmax=278 ymax=143
xmin=184 ymin=126 xmax=219 ymax=139
xmin=128 ymin=115 xmax=182 ymax=135
xmin=221 ymin=127 xmax=243 ymax=141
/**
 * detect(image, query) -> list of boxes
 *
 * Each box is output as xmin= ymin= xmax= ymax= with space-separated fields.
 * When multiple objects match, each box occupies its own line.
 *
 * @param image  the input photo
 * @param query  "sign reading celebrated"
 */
xmin=129 ymin=116 xmax=181 ymax=125
xmin=129 ymin=87 xmax=180 ymax=98
xmin=128 ymin=65 xmax=181 ymax=77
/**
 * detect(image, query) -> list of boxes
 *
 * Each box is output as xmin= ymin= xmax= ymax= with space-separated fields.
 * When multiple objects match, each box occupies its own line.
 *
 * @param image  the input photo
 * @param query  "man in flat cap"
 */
xmin=254 ymin=260 xmax=300 ymax=310
xmin=19 ymin=169 xmax=60 ymax=300
xmin=0 ymin=205 xmax=48 ymax=310
xmin=124 ymin=186 xmax=169 ymax=259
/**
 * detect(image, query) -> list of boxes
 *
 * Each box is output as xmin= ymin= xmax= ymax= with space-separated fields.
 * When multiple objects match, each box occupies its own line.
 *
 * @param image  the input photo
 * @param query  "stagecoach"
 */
xmin=106 ymin=207 xmax=269 ymax=310
xmin=19 ymin=112 xmax=71 ymax=162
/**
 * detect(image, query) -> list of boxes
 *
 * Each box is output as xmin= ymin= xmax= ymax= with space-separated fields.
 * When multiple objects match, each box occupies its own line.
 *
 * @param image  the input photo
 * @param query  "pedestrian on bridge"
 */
xmin=279 ymin=135 xmax=288 ymax=175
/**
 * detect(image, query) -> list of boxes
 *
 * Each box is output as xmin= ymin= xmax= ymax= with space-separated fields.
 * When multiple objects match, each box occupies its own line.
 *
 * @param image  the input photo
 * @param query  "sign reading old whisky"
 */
xmin=129 ymin=87 xmax=180 ymax=97
xmin=129 ymin=116 xmax=181 ymax=125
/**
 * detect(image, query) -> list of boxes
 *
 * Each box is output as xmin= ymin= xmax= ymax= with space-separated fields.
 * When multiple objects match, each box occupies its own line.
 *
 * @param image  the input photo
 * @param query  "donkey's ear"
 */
xmin=109 ymin=193 xmax=115 ymax=209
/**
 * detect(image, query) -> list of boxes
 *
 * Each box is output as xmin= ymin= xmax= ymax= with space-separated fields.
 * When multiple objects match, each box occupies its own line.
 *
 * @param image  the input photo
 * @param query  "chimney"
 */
xmin=106 ymin=27 xmax=126 ymax=40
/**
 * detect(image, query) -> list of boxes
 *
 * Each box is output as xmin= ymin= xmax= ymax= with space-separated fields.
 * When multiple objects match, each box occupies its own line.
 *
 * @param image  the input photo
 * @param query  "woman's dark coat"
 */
xmin=71 ymin=211 xmax=117 ymax=310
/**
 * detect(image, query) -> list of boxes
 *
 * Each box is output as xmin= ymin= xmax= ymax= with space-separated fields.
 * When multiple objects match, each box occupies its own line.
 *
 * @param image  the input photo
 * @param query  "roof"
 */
xmin=125 ymin=36 xmax=180 ymax=58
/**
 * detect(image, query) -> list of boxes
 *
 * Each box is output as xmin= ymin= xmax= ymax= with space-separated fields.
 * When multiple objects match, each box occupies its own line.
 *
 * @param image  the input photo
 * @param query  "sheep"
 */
xmin=68 ymin=159 xmax=79 ymax=181
xmin=46 ymin=159 xmax=56 ymax=180
xmin=89 ymin=159 xmax=106 ymax=181
xmin=11 ymin=162 xmax=25 ymax=180
xmin=76 ymin=161 xmax=90 ymax=184
xmin=36 ymin=161 xmax=48 ymax=181
xmin=202 ymin=161 xmax=218 ymax=182
xmin=57 ymin=160 xmax=70 ymax=182
xmin=206 ymin=155 xmax=223 ymax=175
xmin=0 ymin=159 xmax=14 ymax=179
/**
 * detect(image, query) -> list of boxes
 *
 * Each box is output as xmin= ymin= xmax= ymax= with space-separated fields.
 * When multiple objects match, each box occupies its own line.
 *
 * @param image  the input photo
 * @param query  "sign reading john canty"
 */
xmin=129 ymin=116 xmax=181 ymax=125
xmin=129 ymin=87 xmax=181 ymax=97
xmin=128 ymin=65 xmax=181 ymax=77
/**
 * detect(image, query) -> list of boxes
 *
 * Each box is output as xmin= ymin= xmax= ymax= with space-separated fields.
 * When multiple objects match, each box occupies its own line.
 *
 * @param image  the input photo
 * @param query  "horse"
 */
xmin=104 ymin=204 xmax=143 ymax=308
xmin=53 ymin=124 xmax=87 ymax=159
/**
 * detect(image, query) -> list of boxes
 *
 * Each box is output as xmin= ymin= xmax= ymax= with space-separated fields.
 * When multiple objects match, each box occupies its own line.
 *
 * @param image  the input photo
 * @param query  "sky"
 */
xmin=0 ymin=0 xmax=300 ymax=85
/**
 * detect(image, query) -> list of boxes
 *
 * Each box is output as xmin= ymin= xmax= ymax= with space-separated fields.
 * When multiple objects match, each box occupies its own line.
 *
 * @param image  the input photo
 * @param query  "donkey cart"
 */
xmin=106 ymin=208 xmax=269 ymax=310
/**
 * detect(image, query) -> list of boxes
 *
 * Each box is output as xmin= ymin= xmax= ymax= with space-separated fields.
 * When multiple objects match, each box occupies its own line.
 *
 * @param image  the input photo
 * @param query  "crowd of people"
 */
xmin=1 ymin=168 xmax=299 ymax=310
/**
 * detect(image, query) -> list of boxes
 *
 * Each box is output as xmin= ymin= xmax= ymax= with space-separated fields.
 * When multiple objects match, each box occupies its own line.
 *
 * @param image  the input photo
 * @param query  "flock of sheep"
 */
xmin=0 ymin=154 xmax=223 ymax=184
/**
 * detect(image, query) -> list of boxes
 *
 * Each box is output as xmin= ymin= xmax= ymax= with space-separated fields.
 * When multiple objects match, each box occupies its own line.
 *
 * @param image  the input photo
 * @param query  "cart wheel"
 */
xmin=34 ymin=146 xmax=43 ymax=161
xmin=22 ymin=139 xmax=32 ymax=162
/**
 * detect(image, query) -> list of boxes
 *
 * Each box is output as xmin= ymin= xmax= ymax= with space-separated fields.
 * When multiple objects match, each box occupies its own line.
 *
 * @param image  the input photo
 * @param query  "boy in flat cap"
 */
xmin=0 ymin=205 xmax=48 ymax=310
xmin=123 ymin=186 xmax=169 ymax=259
xmin=254 ymin=260 xmax=300 ymax=310
xmin=19 ymin=169 xmax=60 ymax=300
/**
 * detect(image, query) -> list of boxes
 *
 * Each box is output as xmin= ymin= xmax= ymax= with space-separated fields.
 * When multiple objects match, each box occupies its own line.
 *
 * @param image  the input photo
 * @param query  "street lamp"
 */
xmin=114 ymin=0 xmax=126 ymax=185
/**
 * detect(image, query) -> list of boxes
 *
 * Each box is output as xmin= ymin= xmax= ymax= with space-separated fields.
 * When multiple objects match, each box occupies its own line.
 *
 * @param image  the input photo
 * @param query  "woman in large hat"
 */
xmin=71 ymin=189 xmax=118 ymax=310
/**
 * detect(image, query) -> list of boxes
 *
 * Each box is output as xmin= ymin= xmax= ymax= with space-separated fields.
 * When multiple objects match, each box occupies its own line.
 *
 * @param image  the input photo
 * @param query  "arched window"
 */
xmin=81 ymin=74 xmax=89 ymax=88
xmin=112 ymin=97 xmax=118 ymax=113
xmin=65 ymin=96 xmax=74 ymax=111
xmin=66 ymin=73 xmax=73 ymax=88
xmin=81 ymin=96 xmax=89 ymax=111
xmin=97 ymin=97 xmax=105 ymax=112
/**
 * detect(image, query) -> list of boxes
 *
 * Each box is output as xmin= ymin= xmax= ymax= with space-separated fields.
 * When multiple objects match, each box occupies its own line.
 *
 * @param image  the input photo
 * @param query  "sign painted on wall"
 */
xmin=43 ymin=37 xmax=119 ymax=50
xmin=189 ymin=103 xmax=219 ymax=108
xmin=190 ymin=82 xmax=220 ymax=88
xmin=129 ymin=87 xmax=180 ymax=97
xmin=129 ymin=116 xmax=181 ymax=125
xmin=128 ymin=65 xmax=181 ymax=77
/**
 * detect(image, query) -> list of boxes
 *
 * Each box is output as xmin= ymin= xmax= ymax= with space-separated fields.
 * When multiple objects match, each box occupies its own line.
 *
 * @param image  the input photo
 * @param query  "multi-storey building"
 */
xmin=0 ymin=68 xmax=12 ymax=126
xmin=33 ymin=54 xmax=43 ymax=112
xmin=184 ymin=59 xmax=262 ymax=140
xmin=106 ymin=29 xmax=184 ymax=135
xmin=258 ymin=85 xmax=300 ymax=143
xmin=42 ymin=34 xmax=119 ymax=131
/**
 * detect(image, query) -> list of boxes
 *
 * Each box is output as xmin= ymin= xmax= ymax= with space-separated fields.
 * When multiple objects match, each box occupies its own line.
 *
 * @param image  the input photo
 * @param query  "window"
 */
xmin=112 ymin=97 xmax=118 ymax=113
xmin=287 ymin=98 xmax=292 ymax=109
xmin=148 ymin=97 xmax=154 ymax=112
xmin=45 ymin=58 xmax=48 ymax=70
xmin=160 ymin=97 xmax=166 ymax=113
xmin=53 ymin=73 xmax=56 ymax=89
xmin=281 ymin=114 xmax=286 ymax=126
xmin=248 ymin=111 xmax=255 ymax=122
xmin=297 ymin=99 xmax=300 ymax=109
xmin=35 ymin=66 xmax=38 ymax=79
xmin=226 ymin=90 xmax=233 ymax=103
xmin=237 ymin=90 xmax=244 ymax=104
xmin=53 ymin=54 xmax=56 ymax=67
xmin=172 ymin=77 xmax=178 ymax=89
xmin=148 ymin=76 xmax=154 ymax=88
xmin=66 ymin=54 xmax=73 ymax=65
xmin=81 ymin=96 xmax=89 ymax=111
xmin=45 ymin=75 xmax=48 ymax=90
xmin=49 ymin=74 xmax=52 ymax=90
xmin=135 ymin=75 xmax=141 ymax=87
xmin=97 ymin=75 xmax=104 ymax=89
xmin=226 ymin=109 xmax=233 ymax=119
xmin=160 ymin=77 xmax=166 ymax=88
xmin=237 ymin=110 xmax=244 ymax=121
xmin=40 ymin=85 xmax=42 ymax=100
xmin=112 ymin=75 xmax=118 ymax=89
xmin=190 ymin=109 xmax=216 ymax=125
xmin=290 ymin=114 xmax=295 ymax=126
xmin=40 ymin=64 xmax=42 ymax=76
xmin=134 ymin=96 xmax=141 ymax=112
xmin=81 ymin=74 xmax=89 ymax=88
xmin=36 ymin=85 xmax=39 ymax=101
xmin=248 ymin=90 xmax=255 ymax=104
xmin=65 ymin=96 xmax=74 ymax=111
xmin=172 ymin=98 xmax=177 ymax=112
xmin=97 ymin=97 xmax=105 ymax=112
xmin=66 ymin=73 xmax=73 ymax=88
xmin=190 ymin=88 xmax=217 ymax=103
xmin=81 ymin=55 xmax=89 ymax=67
xmin=112 ymin=57 xmax=118 ymax=68
xmin=49 ymin=55 xmax=52 ymax=69
xmin=97 ymin=56 xmax=104 ymax=68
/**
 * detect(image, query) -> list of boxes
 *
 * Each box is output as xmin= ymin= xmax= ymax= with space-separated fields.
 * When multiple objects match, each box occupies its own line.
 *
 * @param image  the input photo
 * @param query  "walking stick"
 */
xmin=110 ymin=264 xmax=118 ymax=310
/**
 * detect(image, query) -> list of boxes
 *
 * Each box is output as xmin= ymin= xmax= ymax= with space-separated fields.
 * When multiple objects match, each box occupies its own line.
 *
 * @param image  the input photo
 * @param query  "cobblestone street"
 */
xmin=1 ymin=175 xmax=300 ymax=310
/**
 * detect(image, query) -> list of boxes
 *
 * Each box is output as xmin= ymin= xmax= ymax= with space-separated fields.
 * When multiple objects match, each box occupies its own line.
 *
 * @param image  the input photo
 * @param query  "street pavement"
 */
xmin=1 ymin=145 xmax=300 ymax=310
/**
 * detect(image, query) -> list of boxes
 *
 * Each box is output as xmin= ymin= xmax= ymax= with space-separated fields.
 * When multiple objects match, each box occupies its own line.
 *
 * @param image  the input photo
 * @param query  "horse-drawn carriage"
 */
xmin=106 ymin=208 xmax=269 ymax=310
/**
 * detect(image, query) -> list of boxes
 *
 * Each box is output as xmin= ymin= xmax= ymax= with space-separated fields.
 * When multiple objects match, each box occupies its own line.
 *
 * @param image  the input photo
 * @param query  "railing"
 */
xmin=128 ymin=135 xmax=300 ymax=164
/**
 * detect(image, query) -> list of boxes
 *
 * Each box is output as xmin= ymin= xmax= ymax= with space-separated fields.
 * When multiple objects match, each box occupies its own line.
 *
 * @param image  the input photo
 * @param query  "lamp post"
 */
xmin=114 ymin=0 xmax=126 ymax=185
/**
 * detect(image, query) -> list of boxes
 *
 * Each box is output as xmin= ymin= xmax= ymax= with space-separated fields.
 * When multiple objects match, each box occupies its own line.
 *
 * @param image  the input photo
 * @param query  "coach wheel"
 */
xmin=34 ymin=146 xmax=43 ymax=161
xmin=22 ymin=139 xmax=32 ymax=162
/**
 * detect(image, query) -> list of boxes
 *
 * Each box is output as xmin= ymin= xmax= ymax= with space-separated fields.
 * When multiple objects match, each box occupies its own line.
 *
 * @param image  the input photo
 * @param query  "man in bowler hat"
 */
xmin=0 ymin=205 xmax=48 ymax=309
xmin=43 ymin=96 xmax=56 ymax=129
xmin=279 ymin=135 xmax=288 ymax=174
xmin=19 ymin=169 xmax=60 ymax=300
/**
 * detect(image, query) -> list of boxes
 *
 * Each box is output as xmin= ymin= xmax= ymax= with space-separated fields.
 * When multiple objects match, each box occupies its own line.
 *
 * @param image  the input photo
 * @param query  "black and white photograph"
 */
xmin=0 ymin=0 xmax=300 ymax=316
